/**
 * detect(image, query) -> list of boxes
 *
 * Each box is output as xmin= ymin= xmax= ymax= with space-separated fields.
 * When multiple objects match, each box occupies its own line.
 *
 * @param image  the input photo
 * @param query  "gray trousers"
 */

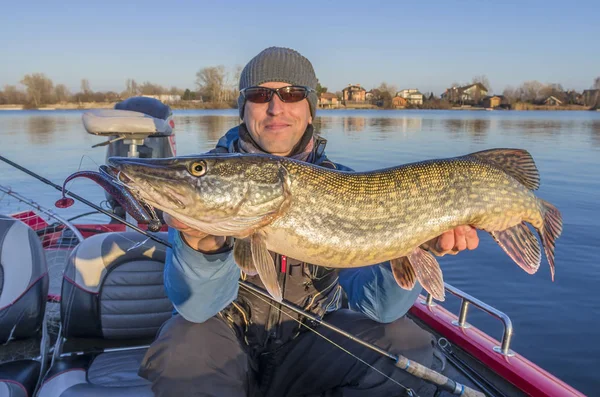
xmin=139 ymin=309 xmax=435 ymax=397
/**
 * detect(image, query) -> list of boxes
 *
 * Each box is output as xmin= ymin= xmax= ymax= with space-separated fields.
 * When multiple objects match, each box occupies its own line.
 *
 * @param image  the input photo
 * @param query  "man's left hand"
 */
xmin=423 ymin=225 xmax=479 ymax=256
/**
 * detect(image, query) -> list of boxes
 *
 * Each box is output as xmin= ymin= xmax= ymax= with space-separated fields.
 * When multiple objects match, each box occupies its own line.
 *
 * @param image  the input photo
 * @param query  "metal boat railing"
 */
xmin=420 ymin=283 xmax=515 ymax=357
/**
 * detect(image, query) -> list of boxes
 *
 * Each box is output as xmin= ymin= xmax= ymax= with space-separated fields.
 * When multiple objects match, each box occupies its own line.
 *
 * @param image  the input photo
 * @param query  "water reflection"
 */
xmin=443 ymin=118 xmax=490 ymax=141
xmin=343 ymin=117 xmax=366 ymax=132
xmin=497 ymin=119 xmax=565 ymax=137
xmin=590 ymin=120 xmax=600 ymax=147
xmin=174 ymin=114 xmax=239 ymax=146
xmin=26 ymin=115 xmax=74 ymax=145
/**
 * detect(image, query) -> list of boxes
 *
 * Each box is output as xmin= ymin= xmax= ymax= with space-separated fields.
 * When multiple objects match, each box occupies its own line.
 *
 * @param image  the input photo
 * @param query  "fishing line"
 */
xmin=240 ymin=284 xmax=417 ymax=396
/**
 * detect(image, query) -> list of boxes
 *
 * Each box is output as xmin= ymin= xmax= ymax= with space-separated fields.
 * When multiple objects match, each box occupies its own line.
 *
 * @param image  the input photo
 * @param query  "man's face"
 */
xmin=243 ymin=82 xmax=312 ymax=157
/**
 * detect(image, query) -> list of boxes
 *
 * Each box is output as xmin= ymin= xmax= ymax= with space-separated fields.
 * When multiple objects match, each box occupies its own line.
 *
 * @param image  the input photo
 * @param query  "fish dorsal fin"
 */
xmin=466 ymin=149 xmax=540 ymax=190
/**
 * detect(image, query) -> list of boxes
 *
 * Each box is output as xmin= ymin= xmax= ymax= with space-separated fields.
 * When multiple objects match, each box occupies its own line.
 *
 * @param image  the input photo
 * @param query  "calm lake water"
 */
xmin=1 ymin=109 xmax=599 ymax=394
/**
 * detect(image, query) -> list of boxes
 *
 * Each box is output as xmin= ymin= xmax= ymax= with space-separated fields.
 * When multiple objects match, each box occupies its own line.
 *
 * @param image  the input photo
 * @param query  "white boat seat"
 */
xmin=0 ymin=215 xmax=49 ymax=396
xmin=37 ymin=231 xmax=173 ymax=396
xmin=82 ymin=97 xmax=173 ymax=137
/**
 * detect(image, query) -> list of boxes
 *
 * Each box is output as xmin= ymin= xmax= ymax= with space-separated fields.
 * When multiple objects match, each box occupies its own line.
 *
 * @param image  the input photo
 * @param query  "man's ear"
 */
xmin=308 ymin=116 xmax=313 ymax=124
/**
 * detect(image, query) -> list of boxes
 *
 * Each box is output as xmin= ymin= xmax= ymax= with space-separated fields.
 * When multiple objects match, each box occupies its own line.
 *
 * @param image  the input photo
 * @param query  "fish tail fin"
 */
xmin=538 ymin=199 xmax=563 ymax=281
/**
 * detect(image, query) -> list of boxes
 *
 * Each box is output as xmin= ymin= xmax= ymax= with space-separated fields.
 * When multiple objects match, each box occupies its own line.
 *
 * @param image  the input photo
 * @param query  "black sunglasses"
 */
xmin=240 ymin=86 xmax=315 ymax=104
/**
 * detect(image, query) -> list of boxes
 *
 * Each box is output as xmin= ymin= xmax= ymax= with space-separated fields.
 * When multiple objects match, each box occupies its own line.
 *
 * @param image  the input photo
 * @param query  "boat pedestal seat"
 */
xmin=37 ymin=231 xmax=173 ymax=397
xmin=39 ymin=349 xmax=152 ymax=396
xmin=0 ymin=360 xmax=41 ymax=397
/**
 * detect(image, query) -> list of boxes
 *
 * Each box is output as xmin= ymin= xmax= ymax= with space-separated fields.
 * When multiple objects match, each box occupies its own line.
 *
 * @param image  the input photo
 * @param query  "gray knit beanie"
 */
xmin=238 ymin=47 xmax=318 ymax=120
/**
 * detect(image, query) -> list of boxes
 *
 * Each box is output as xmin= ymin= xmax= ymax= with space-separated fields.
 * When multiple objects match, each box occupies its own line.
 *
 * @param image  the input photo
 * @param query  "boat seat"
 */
xmin=82 ymin=97 xmax=173 ymax=137
xmin=37 ymin=232 xmax=173 ymax=397
xmin=0 ymin=215 xmax=49 ymax=397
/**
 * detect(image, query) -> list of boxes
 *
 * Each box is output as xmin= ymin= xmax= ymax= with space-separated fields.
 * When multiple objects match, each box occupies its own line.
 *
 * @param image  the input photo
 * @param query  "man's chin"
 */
xmin=257 ymin=141 xmax=294 ymax=156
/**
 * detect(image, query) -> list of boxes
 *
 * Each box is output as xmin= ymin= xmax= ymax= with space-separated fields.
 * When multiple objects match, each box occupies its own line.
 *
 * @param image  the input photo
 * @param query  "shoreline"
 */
xmin=0 ymin=103 xmax=594 ymax=112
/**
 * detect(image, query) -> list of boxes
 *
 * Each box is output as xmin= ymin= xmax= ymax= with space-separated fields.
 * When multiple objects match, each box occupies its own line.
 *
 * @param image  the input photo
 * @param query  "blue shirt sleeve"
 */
xmin=339 ymin=262 xmax=423 ymax=323
xmin=163 ymin=228 xmax=240 ymax=323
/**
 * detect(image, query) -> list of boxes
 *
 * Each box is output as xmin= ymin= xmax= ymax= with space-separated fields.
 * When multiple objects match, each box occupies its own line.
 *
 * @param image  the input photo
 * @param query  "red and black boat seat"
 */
xmin=37 ymin=232 xmax=173 ymax=396
xmin=0 ymin=215 xmax=49 ymax=397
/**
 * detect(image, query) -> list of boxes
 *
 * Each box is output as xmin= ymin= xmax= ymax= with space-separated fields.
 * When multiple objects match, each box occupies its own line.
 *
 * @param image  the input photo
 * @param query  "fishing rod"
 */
xmin=1 ymin=154 xmax=484 ymax=397
xmin=0 ymin=154 xmax=167 ymax=247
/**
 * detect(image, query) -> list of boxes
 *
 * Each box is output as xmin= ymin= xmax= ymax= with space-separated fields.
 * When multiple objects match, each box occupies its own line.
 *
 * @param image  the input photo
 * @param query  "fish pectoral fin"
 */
xmin=466 ymin=148 xmax=540 ymax=190
xmin=250 ymin=232 xmax=282 ymax=302
xmin=233 ymin=239 xmax=258 ymax=276
xmin=490 ymin=222 xmax=541 ymax=275
xmin=404 ymin=247 xmax=445 ymax=301
xmin=390 ymin=258 xmax=417 ymax=291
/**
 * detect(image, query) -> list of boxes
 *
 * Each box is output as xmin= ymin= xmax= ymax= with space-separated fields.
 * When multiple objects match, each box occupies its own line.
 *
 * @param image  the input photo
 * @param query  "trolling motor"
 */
xmin=81 ymin=96 xmax=176 ymax=225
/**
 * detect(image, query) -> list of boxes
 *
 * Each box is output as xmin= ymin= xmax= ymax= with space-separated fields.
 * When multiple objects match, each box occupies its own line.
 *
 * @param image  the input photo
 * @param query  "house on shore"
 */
xmin=441 ymin=83 xmax=488 ymax=105
xmin=396 ymin=89 xmax=424 ymax=105
xmin=342 ymin=84 xmax=367 ymax=102
xmin=318 ymin=92 xmax=340 ymax=109
xmin=544 ymin=96 xmax=563 ymax=106
xmin=482 ymin=95 xmax=504 ymax=108
xmin=392 ymin=96 xmax=408 ymax=109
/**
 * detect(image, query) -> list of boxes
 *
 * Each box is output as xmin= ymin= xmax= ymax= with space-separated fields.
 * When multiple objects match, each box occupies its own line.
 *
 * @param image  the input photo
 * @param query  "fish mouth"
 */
xmin=101 ymin=164 xmax=133 ymax=185
xmin=106 ymin=158 xmax=187 ymax=210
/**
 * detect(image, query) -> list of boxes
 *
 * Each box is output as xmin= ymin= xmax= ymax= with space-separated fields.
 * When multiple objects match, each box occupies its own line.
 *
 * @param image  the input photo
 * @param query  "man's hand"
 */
xmin=163 ymin=213 xmax=228 ymax=254
xmin=423 ymin=225 xmax=479 ymax=256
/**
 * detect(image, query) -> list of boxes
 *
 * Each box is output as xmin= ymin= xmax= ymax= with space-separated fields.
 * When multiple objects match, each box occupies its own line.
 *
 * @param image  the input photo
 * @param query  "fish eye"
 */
xmin=189 ymin=161 xmax=207 ymax=177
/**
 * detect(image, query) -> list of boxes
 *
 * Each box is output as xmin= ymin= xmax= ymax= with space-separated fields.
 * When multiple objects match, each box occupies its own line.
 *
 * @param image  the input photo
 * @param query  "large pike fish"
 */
xmin=104 ymin=149 xmax=562 ymax=302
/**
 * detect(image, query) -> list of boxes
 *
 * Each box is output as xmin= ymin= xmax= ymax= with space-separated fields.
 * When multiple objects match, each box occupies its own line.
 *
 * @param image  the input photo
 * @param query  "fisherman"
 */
xmin=139 ymin=47 xmax=480 ymax=396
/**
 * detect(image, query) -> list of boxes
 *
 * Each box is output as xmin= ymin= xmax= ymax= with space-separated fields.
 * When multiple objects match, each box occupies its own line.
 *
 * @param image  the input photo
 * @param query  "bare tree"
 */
xmin=517 ymin=80 xmax=544 ymax=103
xmin=20 ymin=73 xmax=54 ymax=107
xmin=502 ymin=86 xmax=518 ymax=104
xmin=593 ymin=77 xmax=600 ymax=90
xmin=539 ymin=83 xmax=566 ymax=102
xmin=472 ymin=75 xmax=491 ymax=92
xmin=169 ymin=86 xmax=182 ymax=96
xmin=54 ymin=84 xmax=70 ymax=103
xmin=1 ymin=85 xmax=26 ymax=104
xmin=124 ymin=79 xmax=139 ymax=97
xmin=138 ymin=82 xmax=166 ymax=95
xmin=196 ymin=65 xmax=226 ymax=102
xmin=81 ymin=79 xmax=92 ymax=95
xmin=376 ymin=82 xmax=397 ymax=108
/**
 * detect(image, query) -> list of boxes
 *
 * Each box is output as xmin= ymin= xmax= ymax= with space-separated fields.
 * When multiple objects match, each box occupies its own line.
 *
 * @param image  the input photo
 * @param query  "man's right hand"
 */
xmin=163 ymin=213 xmax=228 ymax=254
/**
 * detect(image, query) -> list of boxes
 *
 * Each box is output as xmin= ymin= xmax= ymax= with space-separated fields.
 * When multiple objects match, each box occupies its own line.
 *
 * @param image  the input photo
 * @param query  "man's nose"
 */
xmin=267 ymin=94 xmax=284 ymax=115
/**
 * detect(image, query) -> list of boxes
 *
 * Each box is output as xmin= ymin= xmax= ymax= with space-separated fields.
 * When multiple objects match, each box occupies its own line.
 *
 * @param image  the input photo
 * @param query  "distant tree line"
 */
xmin=0 ymin=74 xmax=189 ymax=107
xmin=2 ymin=69 xmax=599 ymax=109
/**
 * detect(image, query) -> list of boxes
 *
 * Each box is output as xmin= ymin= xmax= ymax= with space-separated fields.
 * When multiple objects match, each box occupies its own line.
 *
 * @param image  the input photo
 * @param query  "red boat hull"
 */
xmin=410 ymin=300 xmax=584 ymax=397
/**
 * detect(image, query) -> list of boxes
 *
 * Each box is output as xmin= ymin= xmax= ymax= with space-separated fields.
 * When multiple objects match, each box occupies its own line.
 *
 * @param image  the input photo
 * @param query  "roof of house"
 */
xmin=461 ymin=83 xmax=488 ymax=92
xmin=343 ymin=84 xmax=366 ymax=91
xmin=544 ymin=95 xmax=563 ymax=104
xmin=320 ymin=92 xmax=337 ymax=99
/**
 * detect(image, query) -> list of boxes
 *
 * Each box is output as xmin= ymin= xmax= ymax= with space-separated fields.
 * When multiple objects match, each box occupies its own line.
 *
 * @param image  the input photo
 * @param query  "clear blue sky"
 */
xmin=1 ymin=0 xmax=598 ymax=95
